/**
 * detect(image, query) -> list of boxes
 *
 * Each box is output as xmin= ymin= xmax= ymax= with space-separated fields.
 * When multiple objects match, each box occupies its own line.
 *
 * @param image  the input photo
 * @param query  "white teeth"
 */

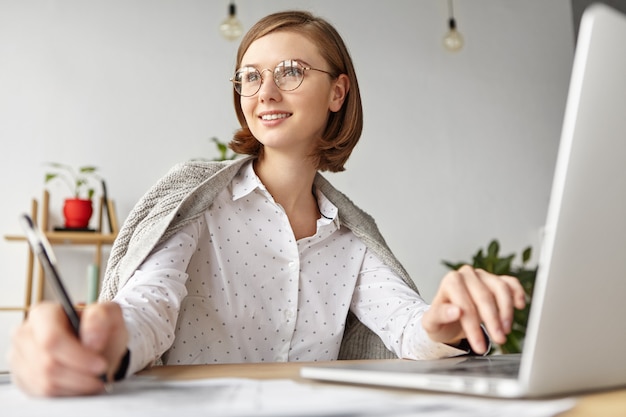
xmin=261 ymin=113 xmax=289 ymax=121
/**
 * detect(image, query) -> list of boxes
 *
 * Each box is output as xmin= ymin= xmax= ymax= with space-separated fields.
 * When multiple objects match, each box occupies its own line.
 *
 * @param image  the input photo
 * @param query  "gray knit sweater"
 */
xmin=100 ymin=156 xmax=419 ymax=360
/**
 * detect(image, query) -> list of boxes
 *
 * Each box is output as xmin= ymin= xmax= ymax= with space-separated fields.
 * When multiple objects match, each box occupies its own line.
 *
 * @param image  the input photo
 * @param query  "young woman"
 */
xmin=9 ymin=10 xmax=525 ymax=397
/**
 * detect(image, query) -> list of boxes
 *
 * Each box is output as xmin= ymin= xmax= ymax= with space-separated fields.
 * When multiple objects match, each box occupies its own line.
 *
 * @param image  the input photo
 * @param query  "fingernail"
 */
xmin=502 ymin=319 xmax=512 ymax=333
xmin=474 ymin=339 xmax=486 ymax=354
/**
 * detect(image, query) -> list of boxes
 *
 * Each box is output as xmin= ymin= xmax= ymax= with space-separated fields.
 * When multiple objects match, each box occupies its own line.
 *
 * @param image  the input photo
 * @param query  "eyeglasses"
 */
xmin=231 ymin=59 xmax=334 ymax=97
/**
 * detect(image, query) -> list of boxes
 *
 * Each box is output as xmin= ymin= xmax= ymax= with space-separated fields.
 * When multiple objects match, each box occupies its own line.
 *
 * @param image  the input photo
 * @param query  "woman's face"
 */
xmin=239 ymin=31 xmax=347 ymax=160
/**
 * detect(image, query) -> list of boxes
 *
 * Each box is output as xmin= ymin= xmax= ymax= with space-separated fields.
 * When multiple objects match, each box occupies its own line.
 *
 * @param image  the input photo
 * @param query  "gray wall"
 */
xmin=0 ymin=0 xmax=575 ymax=370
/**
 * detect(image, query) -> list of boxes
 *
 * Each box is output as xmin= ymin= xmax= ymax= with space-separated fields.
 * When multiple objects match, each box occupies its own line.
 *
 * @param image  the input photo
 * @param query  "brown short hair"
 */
xmin=229 ymin=10 xmax=363 ymax=172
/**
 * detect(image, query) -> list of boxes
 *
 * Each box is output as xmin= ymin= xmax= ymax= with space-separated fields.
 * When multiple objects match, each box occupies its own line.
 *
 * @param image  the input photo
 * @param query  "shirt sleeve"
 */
xmin=350 ymin=248 xmax=470 ymax=360
xmin=113 ymin=220 xmax=200 ymax=375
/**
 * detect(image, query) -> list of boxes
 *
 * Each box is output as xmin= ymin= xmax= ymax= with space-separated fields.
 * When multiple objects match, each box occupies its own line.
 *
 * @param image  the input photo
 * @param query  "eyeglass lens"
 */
xmin=233 ymin=60 xmax=306 ymax=96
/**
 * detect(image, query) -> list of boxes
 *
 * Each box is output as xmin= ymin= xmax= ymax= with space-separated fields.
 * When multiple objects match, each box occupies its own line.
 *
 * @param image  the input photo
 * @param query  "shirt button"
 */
xmin=285 ymin=309 xmax=295 ymax=319
xmin=288 ymin=261 xmax=297 ymax=271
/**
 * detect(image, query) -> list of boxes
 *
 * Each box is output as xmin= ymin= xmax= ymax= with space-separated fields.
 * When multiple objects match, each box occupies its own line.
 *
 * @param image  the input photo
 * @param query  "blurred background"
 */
xmin=2 ymin=0 xmax=613 ymax=370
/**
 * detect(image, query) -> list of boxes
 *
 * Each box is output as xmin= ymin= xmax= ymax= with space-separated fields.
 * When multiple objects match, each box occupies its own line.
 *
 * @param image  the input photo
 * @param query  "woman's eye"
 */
xmin=281 ymin=67 xmax=302 ymax=78
xmin=244 ymin=72 xmax=261 ymax=83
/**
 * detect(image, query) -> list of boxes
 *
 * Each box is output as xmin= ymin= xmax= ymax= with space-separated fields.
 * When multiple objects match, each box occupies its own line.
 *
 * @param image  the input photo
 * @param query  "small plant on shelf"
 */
xmin=442 ymin=239 xmax=537 ymax=354
xmin=44 ymin=163 xmax=100 ymax=229
xmin=45 ymin=163 xmax=99 ymax=200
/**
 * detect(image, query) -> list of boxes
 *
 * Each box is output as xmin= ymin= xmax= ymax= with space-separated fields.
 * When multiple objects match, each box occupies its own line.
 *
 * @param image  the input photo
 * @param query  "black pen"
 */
xmin=19 ymin=214 xmax=110 ymax=387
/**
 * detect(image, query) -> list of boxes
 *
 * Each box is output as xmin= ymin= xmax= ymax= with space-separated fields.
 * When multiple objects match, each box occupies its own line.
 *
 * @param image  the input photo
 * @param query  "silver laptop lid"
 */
xmin=519 ymin=3 xmax=626 ymax=396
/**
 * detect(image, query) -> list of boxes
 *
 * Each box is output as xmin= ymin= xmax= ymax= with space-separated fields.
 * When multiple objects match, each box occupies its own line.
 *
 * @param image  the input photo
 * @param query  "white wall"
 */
xmin=0 ymin=0 xmax=574 ymax=371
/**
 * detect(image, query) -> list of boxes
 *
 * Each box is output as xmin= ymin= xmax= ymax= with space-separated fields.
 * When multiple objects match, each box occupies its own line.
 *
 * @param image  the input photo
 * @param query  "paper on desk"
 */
xmin=0 ymin=376 xmax=575 ymax=417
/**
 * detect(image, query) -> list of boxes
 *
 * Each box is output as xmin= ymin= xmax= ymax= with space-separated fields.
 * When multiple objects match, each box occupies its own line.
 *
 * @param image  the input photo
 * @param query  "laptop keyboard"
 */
xmin=436 ymin=357 xmax=520 ymax=378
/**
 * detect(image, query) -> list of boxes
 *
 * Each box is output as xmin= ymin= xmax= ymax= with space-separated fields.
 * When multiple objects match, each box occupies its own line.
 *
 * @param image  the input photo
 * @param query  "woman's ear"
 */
xmin=329 ymin=74 xmax=350 ymax=113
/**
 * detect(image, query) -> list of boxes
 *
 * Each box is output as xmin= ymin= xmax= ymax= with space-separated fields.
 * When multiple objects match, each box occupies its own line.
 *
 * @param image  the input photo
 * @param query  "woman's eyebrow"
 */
xmin=238 ymin=58 xmax=312 ymax=68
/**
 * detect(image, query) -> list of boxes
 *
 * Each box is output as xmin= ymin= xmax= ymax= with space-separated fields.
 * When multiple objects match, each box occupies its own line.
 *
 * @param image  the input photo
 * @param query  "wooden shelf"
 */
xmin=0 ymin=307 xmax=29 ymax=312
xmin=3 ymin=190 xmax=119 ymax=318
xmin=5 ymin=231 xmax=117 ymax=245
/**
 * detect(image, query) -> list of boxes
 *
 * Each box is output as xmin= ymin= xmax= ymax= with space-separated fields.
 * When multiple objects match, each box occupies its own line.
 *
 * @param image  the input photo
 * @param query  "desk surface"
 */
xmin=139 ymin=360 xmax=626 ymax=417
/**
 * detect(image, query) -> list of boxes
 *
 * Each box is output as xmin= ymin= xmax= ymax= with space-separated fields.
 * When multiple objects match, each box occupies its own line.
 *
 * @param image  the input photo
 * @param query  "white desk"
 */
xmin=2 ymin=360 xmax=624 ymax=416
xmin=140 ymin=360 xmax=626 ymax=416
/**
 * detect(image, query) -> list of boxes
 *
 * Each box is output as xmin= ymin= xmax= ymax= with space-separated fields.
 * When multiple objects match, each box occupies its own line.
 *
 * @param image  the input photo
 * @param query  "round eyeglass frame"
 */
xmin=231 ymin=60 xmax=334 ymax=97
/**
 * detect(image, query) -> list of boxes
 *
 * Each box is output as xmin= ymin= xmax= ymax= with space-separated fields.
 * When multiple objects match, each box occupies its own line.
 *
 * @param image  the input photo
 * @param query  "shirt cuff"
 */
xmin=402 ymin=322 xmax=468 ymax=360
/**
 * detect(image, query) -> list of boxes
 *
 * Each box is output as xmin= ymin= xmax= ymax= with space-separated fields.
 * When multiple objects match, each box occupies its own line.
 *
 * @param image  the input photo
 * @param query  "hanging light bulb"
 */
xmin=443 ymin=0 xmax=464 ymax=52
xmin=219 ymin=1 xmax=243 ymax=41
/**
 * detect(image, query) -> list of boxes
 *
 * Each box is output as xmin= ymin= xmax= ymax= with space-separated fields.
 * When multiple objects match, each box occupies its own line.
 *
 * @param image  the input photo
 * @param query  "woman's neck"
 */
xmin=254 ymin=153 xmax=317 ymax=208
xmin=253 ymin=153 xmax=320 ymax=239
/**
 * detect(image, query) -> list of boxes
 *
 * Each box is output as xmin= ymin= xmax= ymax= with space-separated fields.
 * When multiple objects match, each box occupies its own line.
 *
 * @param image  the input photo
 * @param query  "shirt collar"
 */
xmin=231 ymin=159 xmax=267 ymax=200
xmin=314 ymin=186 xmax=339 ymax=227
xmin=231 ymin=160 xmax=340 ymax=227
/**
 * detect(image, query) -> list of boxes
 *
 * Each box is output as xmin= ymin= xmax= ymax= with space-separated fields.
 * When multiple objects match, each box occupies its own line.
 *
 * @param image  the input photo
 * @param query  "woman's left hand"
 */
xmin=422 ymin=265 xmax=527 ymax=354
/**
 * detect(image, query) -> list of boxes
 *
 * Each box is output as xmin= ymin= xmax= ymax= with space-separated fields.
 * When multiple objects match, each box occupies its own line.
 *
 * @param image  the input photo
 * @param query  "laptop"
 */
xmin=301 ymin=3 xmax=626 ymax=398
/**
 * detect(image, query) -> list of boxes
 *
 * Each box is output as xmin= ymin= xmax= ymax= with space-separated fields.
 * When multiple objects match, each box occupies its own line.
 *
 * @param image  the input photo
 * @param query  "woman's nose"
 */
xmin=257 ymin=70 xmax=281 ymax=101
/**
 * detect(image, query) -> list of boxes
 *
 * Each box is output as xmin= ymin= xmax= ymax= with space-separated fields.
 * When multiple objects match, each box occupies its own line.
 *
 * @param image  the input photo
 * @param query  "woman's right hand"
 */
xmin=7 ymin=301 xmax=128 ymax=397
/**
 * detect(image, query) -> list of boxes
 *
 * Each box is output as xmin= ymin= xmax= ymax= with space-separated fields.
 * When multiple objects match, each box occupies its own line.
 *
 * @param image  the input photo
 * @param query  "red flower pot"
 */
xmin=63 ymin=198 xmax=93 ymax=229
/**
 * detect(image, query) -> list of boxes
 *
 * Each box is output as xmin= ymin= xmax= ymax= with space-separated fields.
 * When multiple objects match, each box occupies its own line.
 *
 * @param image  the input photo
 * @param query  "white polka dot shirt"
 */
xmin=114 ymin=161 xmax=465 ymax=374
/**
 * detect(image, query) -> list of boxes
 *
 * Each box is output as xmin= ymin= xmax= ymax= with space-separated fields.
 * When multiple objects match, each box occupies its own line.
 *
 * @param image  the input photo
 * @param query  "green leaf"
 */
xmin=487 ymin=240 xmax=500 ymax=259
xmin=493 ymin=255 xmax=514 ymax=275
xmin=442 ymin=261 xmax=462 ymax=270
xmin=515 ymin=269 xmax=537 ymax=295
xmin=210 ymin=137 xmax=236 ymax=161
xmin=79 ymin=166 xmax=98 ymax=174
xmin=47 ymin=162 xmax=69 ymax=170
xmin=472 ymin=249 xmax=486 ymax=269
xmin=522 ymin=246 xmax=532 ymax=264
xmin=499 ymin=329 xmax=525 ymax=354
xmin=513 ymin=306 xmax=531 ymax=326
xmin=45 ymin=173 xmax=58 ymax=182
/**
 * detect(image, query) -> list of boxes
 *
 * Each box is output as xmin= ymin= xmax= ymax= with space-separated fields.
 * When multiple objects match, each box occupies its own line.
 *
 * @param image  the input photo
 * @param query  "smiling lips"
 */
xmin=260 ymin=112 xmax=291 ymax=121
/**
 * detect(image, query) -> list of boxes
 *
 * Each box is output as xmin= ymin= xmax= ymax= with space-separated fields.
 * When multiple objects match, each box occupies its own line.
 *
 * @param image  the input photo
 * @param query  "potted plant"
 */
xmin=209 ymin=137 xmax=238 ymax=161
xmin=192 ymin=137 xmax=238 ymax=162
xmin=442 ymin=239 xmax=537 ymax=354
xmin=44 ymin=163 xmax=99 ymax=229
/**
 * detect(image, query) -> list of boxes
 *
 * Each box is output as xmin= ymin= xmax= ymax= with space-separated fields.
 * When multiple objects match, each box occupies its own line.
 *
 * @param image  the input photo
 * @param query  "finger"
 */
xmin=472 ymin=269 xmax=511 ymax=338
xmin=27 ymin=304 xmax=106 ymax=386
xmin=80 ymin=303 xmax=117 ymax=351
xmin=9 ymin=304 xmax=106 ymax=396
xmin=8 ymin=322 xmax=49 ymax=395
xmin=438 ymin=267 xmax=488 ymax=353
xmin=501 ymin=275 xmax=527 ymax=310
xmin=38 ymin=361 xmax=106 ymax=396
xmin=27 ymin=351 xmax=105 ymax=397
xmin=462 ymin=267 xmax=509 ymax=345
xmin=32 ymin=311 xmax=108 ymax=378
xmin=484 ymin=273 xmax=526 ymax=333
xmin=422 ymin=303 xmax=463 ymax=343
xmin=475 ymin=271 xmax=527 ymax=335
xmin=80 ymin=302 xmax=129 ymax=379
